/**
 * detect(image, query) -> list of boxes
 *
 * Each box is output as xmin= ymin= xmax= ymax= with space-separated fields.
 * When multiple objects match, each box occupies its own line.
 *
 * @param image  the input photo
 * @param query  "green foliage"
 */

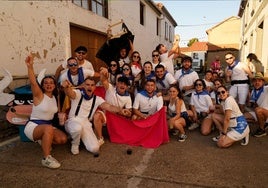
xmin=187 ymin=38 xmax=199 ymax=47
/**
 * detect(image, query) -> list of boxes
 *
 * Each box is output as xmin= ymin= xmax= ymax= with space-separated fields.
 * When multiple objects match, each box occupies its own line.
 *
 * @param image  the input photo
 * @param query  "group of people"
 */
xmin=23 ymin=42 xmax=267 ymax=169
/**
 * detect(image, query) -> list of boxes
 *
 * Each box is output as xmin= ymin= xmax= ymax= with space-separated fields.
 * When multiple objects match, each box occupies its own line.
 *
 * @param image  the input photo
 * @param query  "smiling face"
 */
xmin=42 ymin=77 xmax=56 ymax=94
xmin=217 ymin=86 xmax=228 ymax=100
xmin=143 ymin=63 xmax=153 ymax=74
xmin=75 ymin=51 xmax=87 ymax=61
xmin=168 ymin=86 xmax=179 ymax=99
xmin=145 ymin=80 xmax=156 ymax=94
xmin=225 ymin=53 xmax=235 ymax=66
xmin=67 ymin=58 xmax=79 ymax=74
xmin=194 ymin=80 xmax=204 ymax=92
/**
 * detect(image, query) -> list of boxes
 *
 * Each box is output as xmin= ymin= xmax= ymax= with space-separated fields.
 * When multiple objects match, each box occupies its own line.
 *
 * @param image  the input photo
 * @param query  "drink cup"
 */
xmin=58 ymin=112 xmax=66 ymax=126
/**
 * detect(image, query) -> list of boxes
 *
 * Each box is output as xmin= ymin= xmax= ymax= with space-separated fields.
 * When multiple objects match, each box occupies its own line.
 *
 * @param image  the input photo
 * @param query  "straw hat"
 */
xmin=253 ymin=72 xmax=265 ymax=81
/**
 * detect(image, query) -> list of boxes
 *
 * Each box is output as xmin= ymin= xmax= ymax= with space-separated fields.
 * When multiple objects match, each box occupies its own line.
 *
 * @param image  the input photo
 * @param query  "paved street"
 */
xmin=0 ymin=125 xmax=268 ymax=188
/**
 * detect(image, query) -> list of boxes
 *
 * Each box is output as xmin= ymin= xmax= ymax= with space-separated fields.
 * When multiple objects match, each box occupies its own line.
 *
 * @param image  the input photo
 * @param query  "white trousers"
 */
xmin=229 ymin=84 xmax=249 ymax=105
xmin=65 ymin=117 xmax=99 ymax=153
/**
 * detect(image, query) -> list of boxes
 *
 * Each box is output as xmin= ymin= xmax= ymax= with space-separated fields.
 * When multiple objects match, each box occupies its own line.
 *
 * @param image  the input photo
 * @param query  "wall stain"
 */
xmin=54 ymin=32 xmax=57 ymax=38
xmin=43 ymin=49 xmax=48 ymax=58
xmin=48 ymin=17 xmax=51 ymax=25
xmin=51 ymin=42 xmax=56 ymax=49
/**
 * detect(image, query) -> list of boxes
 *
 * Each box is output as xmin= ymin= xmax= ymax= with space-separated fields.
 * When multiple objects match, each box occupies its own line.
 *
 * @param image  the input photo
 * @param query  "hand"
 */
xmin=25 ymin=54 xmax=34 ymax=67
xmin=62 ymin=80 xmax=72 ymax=88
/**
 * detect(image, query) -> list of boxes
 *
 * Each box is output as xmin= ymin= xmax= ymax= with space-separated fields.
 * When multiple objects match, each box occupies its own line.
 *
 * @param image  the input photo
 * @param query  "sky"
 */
xmin=156 ymin=0 xmax=241 ymax=47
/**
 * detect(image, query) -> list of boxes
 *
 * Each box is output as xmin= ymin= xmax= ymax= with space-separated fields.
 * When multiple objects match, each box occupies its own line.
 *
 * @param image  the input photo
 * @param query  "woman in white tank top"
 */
xmin=168 ymin=85 xmax=193 ymax=142
xmin=24 ymin=54 xmax=67 ymax=169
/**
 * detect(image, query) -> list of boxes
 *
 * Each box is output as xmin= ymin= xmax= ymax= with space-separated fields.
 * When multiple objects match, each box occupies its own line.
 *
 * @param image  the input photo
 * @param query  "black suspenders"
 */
xmin=75 ymin=94 xmax=96 ymax=119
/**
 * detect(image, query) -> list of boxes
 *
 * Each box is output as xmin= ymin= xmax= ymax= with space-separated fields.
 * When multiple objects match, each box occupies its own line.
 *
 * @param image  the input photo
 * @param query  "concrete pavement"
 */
xmin=0 ymin=127 xmax=268 ymax=188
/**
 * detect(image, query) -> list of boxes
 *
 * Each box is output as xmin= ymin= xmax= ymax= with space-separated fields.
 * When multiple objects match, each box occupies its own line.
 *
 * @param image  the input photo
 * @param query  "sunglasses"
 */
xmin=217 ymin=90 xmax=226 ymax=95
xmin=110 ymin=64 xmax=117 ymax=67
xmin=133 ymin=55 xmax=140 ymax=58
xmin=123 ymin=68 xmax=130 ymax=71
xmin=225 ymin=57 xmax=233 ymax=61
xmin=68 ymin=63 xmax=78 ymax=67
xmin=77 ymin=51 xmax=86 ymax=55
xmin=152 ymin=54 xmax=159 ymax=57
xmin=195 ymin=83 xmax=203 ymax=87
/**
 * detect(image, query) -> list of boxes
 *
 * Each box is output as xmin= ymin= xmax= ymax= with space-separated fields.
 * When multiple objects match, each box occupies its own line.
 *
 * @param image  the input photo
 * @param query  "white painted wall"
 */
xmin=0 ymin=1 xmax=176 ymax=79
xmin=239 ymin=1 xmax=268 ymax=75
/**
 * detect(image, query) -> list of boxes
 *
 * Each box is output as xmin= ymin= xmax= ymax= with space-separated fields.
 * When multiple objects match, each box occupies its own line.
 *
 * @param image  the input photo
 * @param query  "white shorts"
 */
xmin=227 ymin=126 xmax=250 ymax=141
xmin=24 ymin=121 xmax=56 ymax=141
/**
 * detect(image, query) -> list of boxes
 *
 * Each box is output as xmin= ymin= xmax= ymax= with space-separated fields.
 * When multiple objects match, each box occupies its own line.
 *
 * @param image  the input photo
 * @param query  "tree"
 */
xmin=187 ymin=38 xmax=199 ymax=47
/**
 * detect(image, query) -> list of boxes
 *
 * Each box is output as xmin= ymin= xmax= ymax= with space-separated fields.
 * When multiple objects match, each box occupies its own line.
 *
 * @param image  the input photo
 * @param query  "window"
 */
xmin=156 ymin=18 xmax=160 ymax=36
xmin=169 ymin=25 xmax=172 ymax=42
xmin=140 ymin=2 xmax=145 ymax=25
xmin=72 ymin=0 xmax=108 ymax=18
xmin=193 ymin=53 xmax=199 ymax=59
xmin=165 ymin=22 xmax=168 ymax=40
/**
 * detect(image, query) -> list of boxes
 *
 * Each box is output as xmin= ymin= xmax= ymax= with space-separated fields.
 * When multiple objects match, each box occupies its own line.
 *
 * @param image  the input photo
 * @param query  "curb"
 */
xmin=0 ymin=136 xmax=20 ymax=147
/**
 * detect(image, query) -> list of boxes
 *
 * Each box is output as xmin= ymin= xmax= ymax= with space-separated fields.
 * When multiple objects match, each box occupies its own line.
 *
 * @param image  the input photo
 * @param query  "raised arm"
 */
xmin=25 ymin=54 xmax=43 ymax=103
xmin=62 ymin=80 xmax=76 ymax=99
xmin=99 ymin=67 xmax=110 ymax=90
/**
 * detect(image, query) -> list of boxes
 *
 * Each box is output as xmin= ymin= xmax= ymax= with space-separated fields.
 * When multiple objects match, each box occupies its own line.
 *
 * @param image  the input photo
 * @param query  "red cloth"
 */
xmin=106 ymin=107 xmax=169 ymax=148
xmin=94 ymin=86 xmax=106 ymax=99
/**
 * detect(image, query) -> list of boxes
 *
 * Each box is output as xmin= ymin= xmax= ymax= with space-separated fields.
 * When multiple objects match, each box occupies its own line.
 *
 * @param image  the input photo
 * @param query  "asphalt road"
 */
xmin=0 ymin=124 xmax=267 ymax=188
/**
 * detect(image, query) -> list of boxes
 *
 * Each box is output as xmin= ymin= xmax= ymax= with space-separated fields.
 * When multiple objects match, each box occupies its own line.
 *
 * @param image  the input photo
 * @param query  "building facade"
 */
xmin=238 ymin=0 xmax=268 ymax=75
xmin=0 ymin=0 xmax=177 ymax=89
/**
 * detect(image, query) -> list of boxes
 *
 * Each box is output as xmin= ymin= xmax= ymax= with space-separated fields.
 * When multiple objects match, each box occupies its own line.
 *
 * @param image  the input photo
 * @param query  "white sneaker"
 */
xmin=188 ymin=123 xmax=199 ymax=130
xmin=241 ymin=133 xmax=249 ymax=146
xmin=71 ymin=145 xmax=79 ymax=155
xmin=212 ymin=135 xmax=220 ymax=142
xmin=41 ymin=155 xmax=61 ymax=169
xmin=98 ymin=137 xmax=105 ymax=146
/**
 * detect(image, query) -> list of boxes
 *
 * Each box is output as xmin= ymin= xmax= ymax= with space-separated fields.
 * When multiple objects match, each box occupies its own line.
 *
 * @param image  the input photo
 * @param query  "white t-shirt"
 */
xmin=190 ymin=91 xmax=213 ymax=113
xmin=105 ymin=83 xmax=132 ymax=109
xmin=133 ymin=92 xmax=163 ymax=115
xmin=156 ymin=72 xmax=176 ymax=91
xmin=221 ymin=95 xmax=243 ymax=127
xmin=250 ymin=86 xmax=268 ymax=110
xmin=59 ymin=68 xmax=95 ymax=86
xmin=62 ymin=59 xmax=94 ymax=71
xmin=160 ymin=52 xmax=174 ymax=75
xmin=68 ymin=90 xmax=105 ymax=121
xmin=174 ymin=69 xmax=199 ymax=96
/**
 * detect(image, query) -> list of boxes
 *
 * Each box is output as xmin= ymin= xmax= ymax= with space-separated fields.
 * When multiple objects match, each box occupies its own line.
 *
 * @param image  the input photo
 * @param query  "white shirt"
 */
xmin=59 ymin=68 xmax=95 ymax=86
xmin=133 ymin=92 xmax=163 ymax=115
xmin=250 ymin=86 xmax=268 ymax=110
xmin=62 ymin=59 xmax=94 ymax=71
xmin=160 ymin=52 xmax=174 ymax=75
xmin=190 ymin=91 xmax=213 ymax=113
xmin=105 ymin=83 xmax=132 ymax=109
xmin=68 ymin=90 xmax=105 ymax=120
xmin=174 ymin=69 xmax=199 ymax=96
xmin=156 ymin=72 xmax=176 ymax=91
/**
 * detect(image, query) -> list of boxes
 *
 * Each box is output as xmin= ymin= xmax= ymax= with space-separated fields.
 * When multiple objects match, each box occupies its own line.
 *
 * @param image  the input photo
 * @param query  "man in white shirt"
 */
xmin=62 ymin=77 xmax=129 ymax=155
xmin=174 ymin=56 xmax=199 ymax=105
xmin=132 ymin=79 xmax=163 ymax=120
xmin=244 ymin=72 xmax=268 ymax=137
xmin=55 ymin=46 xmax=95 ymax=82
xmin=155 ymin=35 xmax=181 ymax=76
xmin=93 ymin=68 xmax=132 ymax=145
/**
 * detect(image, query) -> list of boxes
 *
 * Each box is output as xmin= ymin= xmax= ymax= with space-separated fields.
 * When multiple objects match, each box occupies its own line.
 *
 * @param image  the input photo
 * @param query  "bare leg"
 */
xmin=201 ymin=117 xmax=213 ymax=135
xmin=93 ymin=112 xmax=105 ymax=139
xmin=256 ymin=107 xmax=268 ymax=129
